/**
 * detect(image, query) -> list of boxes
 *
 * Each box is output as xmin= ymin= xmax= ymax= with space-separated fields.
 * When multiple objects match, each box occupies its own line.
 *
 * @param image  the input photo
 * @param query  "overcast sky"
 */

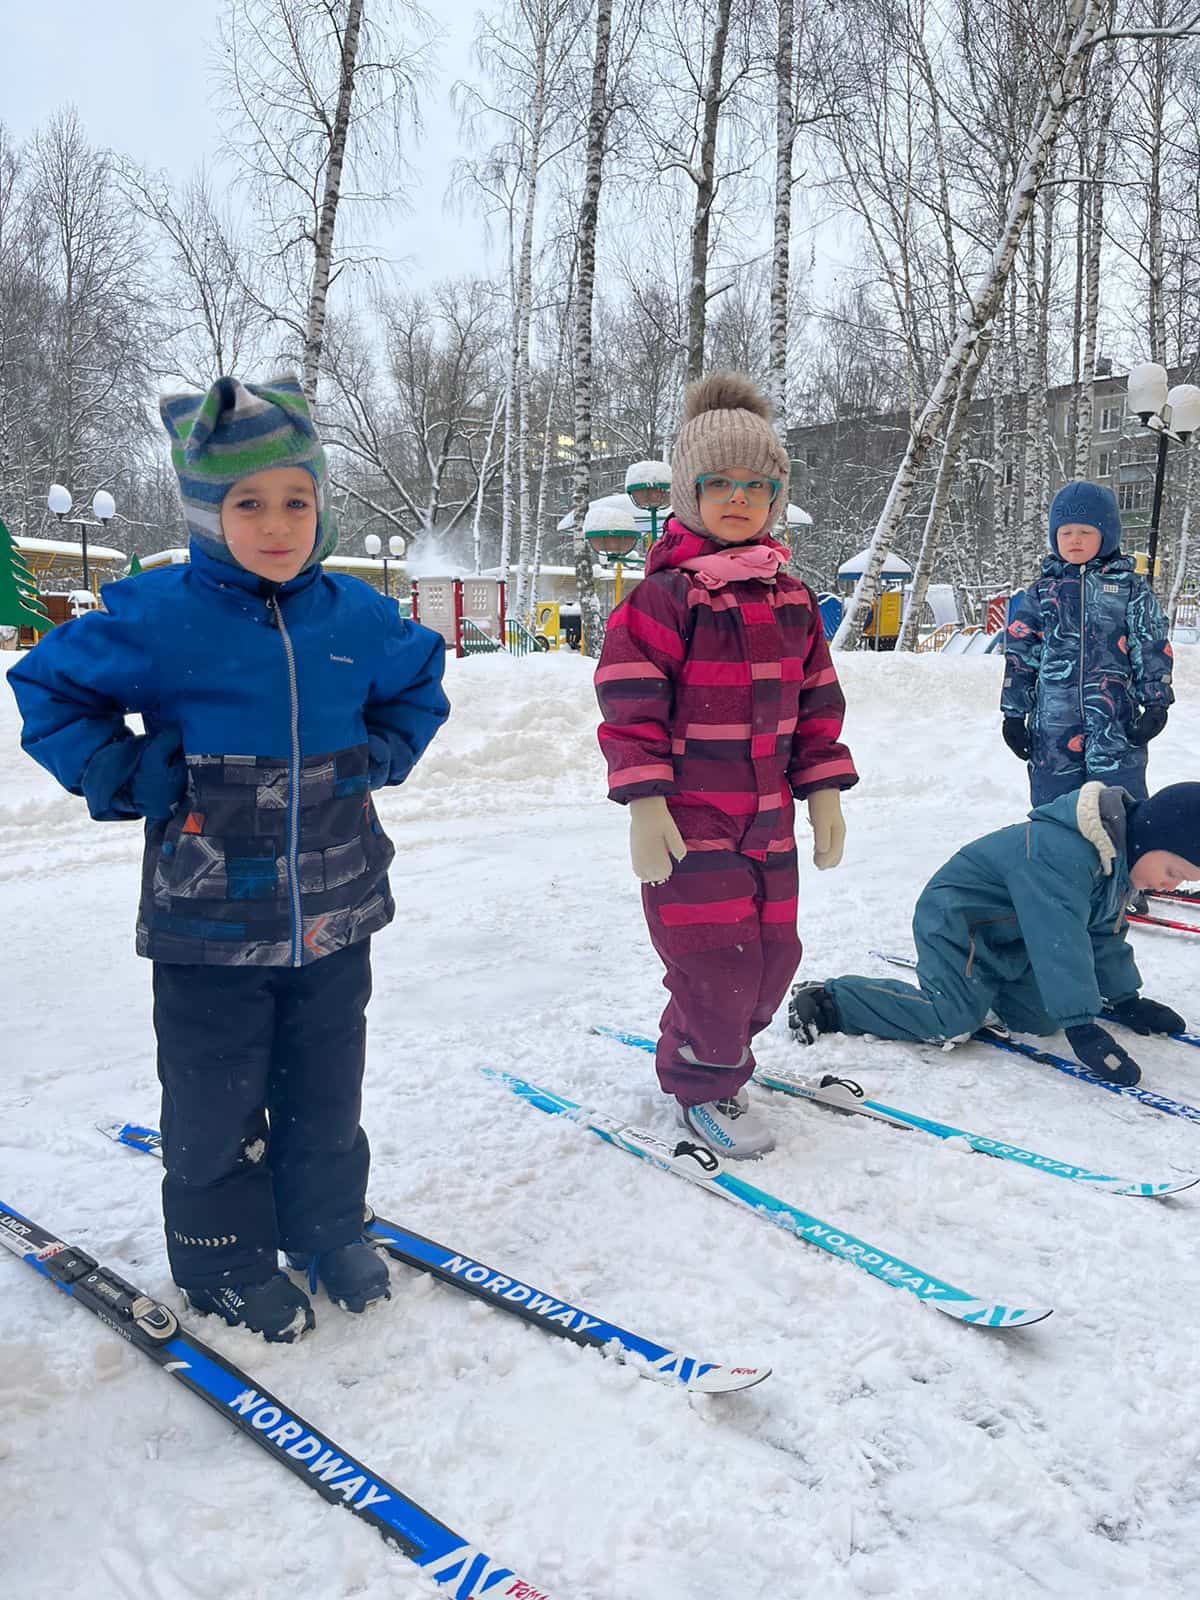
xmin=6 ymin=1 xmax=497 ymax=289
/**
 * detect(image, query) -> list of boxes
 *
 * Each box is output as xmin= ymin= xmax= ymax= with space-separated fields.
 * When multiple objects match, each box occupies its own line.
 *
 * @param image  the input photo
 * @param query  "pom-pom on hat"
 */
xmin=1126 ymin=783 xmax=1200 ymax=872
xmin=669 ymin=372 xmax=791 ymax=538
xmin=1048 ymin=479 xmax=1122 ymax=559
xmin=159 ymin=374 xmax=337 ymax=570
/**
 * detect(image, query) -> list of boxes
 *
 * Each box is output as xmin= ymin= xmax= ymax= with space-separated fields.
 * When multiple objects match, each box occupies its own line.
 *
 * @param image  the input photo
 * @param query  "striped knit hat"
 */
xmin=669 ymin=373 xmax=791 ymax=538
xmin=159 ymin=375 xmax=337 ymax=569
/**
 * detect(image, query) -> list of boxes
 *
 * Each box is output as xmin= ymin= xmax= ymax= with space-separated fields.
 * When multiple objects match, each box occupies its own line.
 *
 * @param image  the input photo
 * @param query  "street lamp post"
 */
xmin=584 ymin=502 xmax=641 ymax=609
xmin=1125 ymin=363 xmax=1200 ymax=590
xmin=625 ymin=460 xmax=672 ymax=543
xmin=364 ymin=531 xmax=406 ymax=598
xmin=47 ymin=484 xmax=116 ymax=593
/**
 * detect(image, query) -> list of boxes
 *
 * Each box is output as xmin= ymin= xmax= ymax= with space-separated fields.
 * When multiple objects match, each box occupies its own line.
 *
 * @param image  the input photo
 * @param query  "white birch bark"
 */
xmin=1075 ymin=52 xmax=1115 ymax=477
xmin=572 ymin=0 xmax=613 ymax=658
xmin=473 ymin=392 xmax=504 ymax=576
xmin=302 ymin=0 xmax=363 ymax=404
xmin=897 ymin=328 xmax=994 ymax=651
xmin=768 ymin=0 xmax=796 ymax=422
xmin=686 ymin=0 xmax=734 ymax=382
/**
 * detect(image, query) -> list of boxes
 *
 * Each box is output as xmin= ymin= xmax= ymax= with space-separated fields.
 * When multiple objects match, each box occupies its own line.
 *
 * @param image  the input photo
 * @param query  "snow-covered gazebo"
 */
xmin=557 ymin=492 xmax=813 ymax=539
xmin=836 ymin=547 xmax=913 ymax=587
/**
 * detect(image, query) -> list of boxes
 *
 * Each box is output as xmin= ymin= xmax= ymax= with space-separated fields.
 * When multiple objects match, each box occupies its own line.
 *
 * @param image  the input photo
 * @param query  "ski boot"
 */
xmin=679 ymin=1089 xmax=775 ymax=1159
xmin=185 ymin=1273 xmax=315 ymax=1343
xmin=287 ymin=1239 xmax=391 ymax=1313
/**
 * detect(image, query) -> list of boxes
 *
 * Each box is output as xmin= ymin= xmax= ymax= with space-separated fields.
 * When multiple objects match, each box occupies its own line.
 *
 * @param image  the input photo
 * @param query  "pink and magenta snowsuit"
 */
xmin=595 ymin=520 xmax=858 ymax=1103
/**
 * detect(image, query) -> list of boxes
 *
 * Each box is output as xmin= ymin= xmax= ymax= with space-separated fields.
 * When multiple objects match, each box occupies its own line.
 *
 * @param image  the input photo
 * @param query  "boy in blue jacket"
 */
xmin=1001 ymin=480 xmax=1173 ymax=806
xmin=9 ymin=376 xmax=449 ymax=1342
xmin=790 ymin=782 xmax=1199 ymax=1087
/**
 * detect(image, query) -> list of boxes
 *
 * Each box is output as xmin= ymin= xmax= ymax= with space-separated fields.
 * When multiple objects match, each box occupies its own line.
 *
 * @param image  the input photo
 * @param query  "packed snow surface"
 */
xmin=4 ymin=644 xmax=1200 ymax=1599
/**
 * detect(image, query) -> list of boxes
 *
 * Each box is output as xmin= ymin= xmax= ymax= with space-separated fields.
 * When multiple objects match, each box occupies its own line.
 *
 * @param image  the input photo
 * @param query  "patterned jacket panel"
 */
xmin=595 ymin=524 xmax=857 ymax=854
xmin=9 ymin=543 xmax=449 ymax=965
xmin=1000 ymin=554 xmax=1173 ymax=781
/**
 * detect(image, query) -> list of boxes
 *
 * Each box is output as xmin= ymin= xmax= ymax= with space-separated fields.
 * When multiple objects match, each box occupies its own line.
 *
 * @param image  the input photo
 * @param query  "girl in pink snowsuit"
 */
xmin=595 ymin=374 xmax=858 ymax=1158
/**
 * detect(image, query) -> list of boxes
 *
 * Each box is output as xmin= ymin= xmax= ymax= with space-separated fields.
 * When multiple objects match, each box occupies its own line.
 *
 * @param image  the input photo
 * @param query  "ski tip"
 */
xmin=1112 ymin=1175 xmax=1200 ymax=1198
xmin=932 ymin=1299 xmax=1054 ymax=1330
xmin=686 ymin=1364 xmax=772 ymax=1395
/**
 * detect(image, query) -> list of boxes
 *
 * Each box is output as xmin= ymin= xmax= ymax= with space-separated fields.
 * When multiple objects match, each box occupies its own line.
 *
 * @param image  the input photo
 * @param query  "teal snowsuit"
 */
xmin=827 ymin=786 xmax=1141 ymax=1042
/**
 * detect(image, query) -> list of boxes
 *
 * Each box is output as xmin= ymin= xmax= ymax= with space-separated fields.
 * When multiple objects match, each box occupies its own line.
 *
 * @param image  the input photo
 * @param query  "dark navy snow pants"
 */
xmin=153 ymin=941 xmax=372 ymax=1289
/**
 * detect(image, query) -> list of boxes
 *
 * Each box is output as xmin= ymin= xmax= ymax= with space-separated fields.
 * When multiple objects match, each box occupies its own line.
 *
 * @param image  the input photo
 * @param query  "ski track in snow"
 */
xmin=4 ymin=645 xmax=1200 ymax=1599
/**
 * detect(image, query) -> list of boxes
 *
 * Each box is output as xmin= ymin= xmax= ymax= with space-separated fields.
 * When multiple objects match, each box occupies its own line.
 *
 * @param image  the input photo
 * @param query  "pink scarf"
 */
xmin=677 ymin=540 xmax=788 ymax=591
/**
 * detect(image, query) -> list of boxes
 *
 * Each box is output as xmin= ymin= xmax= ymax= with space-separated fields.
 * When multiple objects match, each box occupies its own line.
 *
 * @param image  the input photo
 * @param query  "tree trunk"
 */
xmin=1075 ymin=50 xmax=1114 ymax=477
xmin=768 ymin=0 xmax=796 ymax=421
xmin=499 ymin=208 xmax=520 ymax=586
xmin=513 ymin=10 xmax=551 ymax=621
xmin=832 ymin=0 xmax=1107 ymax=650
xmin=686 ymin=0 xmax=733 ymax=382
xmin=472 ymin=392 xmax=504 ymax=575
xmin=302 ymin=0 xmax=364 ymax=404
xmin=897 ymin=327 xmax=994 ymax=651
xmin=572 ymin=0 xmax=613 ymax=658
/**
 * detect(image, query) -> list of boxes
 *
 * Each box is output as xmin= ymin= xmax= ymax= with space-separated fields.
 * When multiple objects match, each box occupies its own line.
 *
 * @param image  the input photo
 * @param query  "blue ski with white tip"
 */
xmin=868 ymin=951 xmax=1200 ymax=1127
xmin=0 ymin=1202 xmax=557 ymax=1599
xmin=593 ymin=1026 xmax=1197 ymax=1199
xmin=97 ymin=1120 xmax=768 ymax=1395
xmin=482 ymin=1069 xmax=1053 ymax=1330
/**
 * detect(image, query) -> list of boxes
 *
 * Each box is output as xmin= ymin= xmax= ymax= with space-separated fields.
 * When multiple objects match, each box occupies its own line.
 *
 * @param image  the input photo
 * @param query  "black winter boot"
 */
xmin=185 ymin=1273 xmax=315 ymax=1343
xmin=287 ymin=1239 xmax=391 ymax=1313
xmin=789 ymin=981 xmax=839 ymax=1046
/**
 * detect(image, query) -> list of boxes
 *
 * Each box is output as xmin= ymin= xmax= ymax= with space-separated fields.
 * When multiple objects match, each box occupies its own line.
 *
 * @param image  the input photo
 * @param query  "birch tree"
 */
xmin=572 ymin=0 xmax=615 ymax=658
xmin=834 ymin=0 xmax=1112 ymax=649
xmin=217 ymin=0 xmax=433 ymax=401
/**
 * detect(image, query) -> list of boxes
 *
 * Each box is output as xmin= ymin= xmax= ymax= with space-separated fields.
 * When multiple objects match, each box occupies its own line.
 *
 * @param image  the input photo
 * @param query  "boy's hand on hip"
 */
xmin=808 ymin=788 xmax=845 ymax=870
xmin=629 ymin=796 xmax=687 ymax=885
xmin=130 ymin=727 xmax=188 ymax=821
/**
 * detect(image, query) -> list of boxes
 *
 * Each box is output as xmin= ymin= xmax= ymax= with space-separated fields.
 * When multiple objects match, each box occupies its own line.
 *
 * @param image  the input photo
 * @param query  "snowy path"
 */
xmin=4 ymin=646 xmax=1200 ymax=1598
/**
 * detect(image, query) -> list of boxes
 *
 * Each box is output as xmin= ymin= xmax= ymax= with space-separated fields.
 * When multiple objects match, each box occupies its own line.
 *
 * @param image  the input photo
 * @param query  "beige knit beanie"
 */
xmin=669 ymin=372 xmax=792 ymax=537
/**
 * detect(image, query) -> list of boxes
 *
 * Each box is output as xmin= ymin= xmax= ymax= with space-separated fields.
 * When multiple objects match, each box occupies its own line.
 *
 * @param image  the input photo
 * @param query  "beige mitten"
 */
xmin=807 ymin=788 xmax=845 ymax=870
xmin=629 ymin=796 xmax=687 ymax=884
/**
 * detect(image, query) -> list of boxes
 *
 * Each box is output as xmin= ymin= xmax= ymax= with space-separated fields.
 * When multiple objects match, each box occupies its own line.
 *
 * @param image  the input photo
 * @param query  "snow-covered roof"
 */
xmin=838 ymin=547 xmax=914 ymax=579
xmin=16 ymin=535 xmax=125 ymax=563
xmin=557 ymin=495 xmax=812 ymax=534
xmin=139 ymin=548 xmax=407 ymax=577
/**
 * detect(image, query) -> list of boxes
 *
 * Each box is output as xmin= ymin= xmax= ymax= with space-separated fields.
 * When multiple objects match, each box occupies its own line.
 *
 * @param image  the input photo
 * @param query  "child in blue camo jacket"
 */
xmin=1000 ymin=480 xmax=1173 ymax=807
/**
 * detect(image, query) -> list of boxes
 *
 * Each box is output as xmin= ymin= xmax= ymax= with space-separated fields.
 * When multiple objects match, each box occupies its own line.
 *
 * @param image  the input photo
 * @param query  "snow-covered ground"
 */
xmin=4 ymin=642 xmax=1200 ymax=1600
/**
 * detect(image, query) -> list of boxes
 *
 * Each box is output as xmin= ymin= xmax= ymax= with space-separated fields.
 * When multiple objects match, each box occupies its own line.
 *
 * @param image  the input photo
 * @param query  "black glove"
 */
xmin=1108 ymin=994 xmax=1186 ymax=1037
xmin=1130 ymin=706 xmax=1168 ymax=746
xmin=1001 ymin=716 xmax=1031 ymax=762
xmin=1065 ymin=1023 xmax=1141 ymax=1086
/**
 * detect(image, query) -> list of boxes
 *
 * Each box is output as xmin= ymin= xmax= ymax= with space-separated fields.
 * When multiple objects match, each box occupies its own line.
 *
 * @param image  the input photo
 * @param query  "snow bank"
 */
xmin=4 ymin=645 xmax=1200 ymax=1598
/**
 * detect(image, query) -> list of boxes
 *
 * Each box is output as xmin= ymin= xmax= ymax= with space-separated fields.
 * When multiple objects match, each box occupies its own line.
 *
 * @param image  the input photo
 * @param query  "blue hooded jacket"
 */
xmin=8 ymin=542 xmax=449 ymax=967
xmin=910 ymin=782 xmax=1141 ymax=1029
xmin=1000 ymin=539 xmax=1173 ymax=785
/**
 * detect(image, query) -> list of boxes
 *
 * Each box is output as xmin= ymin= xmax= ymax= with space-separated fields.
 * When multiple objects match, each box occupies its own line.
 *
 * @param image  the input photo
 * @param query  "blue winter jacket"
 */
xmin=8 ymin=542 xmax=449 ymax=967
xmin=1000 ymin=552 xmax=1173 ymax=786
xmin=912 ymin=783 xmax=1141 ymax=1029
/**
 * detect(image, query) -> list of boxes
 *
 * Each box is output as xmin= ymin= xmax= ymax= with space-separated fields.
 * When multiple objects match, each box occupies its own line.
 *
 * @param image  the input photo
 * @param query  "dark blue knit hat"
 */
xmin=1127 ymin=783 xmax=1200 ymax=870
xmin=1048 ymin=480 xmax=1122 ymax=558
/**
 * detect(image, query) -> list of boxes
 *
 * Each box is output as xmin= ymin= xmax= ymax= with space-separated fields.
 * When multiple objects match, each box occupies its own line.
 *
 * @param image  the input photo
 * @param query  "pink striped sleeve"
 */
xmin=594 ymin=576 xmax=686 ymax=803
xmin=787 ymin=586 xmax=859 ymax=799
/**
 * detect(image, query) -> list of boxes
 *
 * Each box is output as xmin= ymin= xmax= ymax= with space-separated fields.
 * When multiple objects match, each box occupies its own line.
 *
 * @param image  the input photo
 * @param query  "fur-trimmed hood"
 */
xmin=1031 ymin=780 xmax=1132 ymax=884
